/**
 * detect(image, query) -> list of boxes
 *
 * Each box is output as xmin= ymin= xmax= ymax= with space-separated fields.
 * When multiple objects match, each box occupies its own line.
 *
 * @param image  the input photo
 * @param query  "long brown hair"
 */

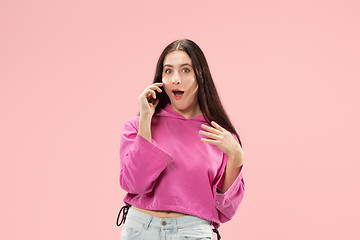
xmin=139 ymin=39 xmax=242 ymax=148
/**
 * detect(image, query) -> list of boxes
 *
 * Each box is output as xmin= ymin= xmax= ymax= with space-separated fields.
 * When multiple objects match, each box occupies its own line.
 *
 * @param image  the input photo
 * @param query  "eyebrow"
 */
xmin=163 ymin=63 xmax=193 ymax=68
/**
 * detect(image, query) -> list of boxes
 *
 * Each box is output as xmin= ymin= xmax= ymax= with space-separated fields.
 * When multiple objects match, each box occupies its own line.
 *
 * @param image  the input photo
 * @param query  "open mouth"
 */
xmin=172 ymin=90 xmax=184 ymax=96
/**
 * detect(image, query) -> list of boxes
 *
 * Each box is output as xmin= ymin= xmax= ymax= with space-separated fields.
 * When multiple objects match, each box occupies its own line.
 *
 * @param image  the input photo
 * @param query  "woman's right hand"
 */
xmin=138 ymin=82 xmax=164 ymax=118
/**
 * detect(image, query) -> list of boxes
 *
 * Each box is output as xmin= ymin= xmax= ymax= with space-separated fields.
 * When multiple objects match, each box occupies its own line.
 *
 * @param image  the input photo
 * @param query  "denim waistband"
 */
xmin=126 ymin=206 xmax=211 ymax=230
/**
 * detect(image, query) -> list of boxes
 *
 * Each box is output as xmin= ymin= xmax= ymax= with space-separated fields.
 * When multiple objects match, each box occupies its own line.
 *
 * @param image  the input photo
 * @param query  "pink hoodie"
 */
xmin=119 ymin=102 xmax=245 ymax=229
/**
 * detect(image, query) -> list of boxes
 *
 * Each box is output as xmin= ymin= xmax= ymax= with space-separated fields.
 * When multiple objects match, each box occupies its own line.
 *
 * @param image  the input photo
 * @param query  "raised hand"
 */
xmin=138 ymin=82 xmax=164 ymax=118
xmin=199 ymin=121 xmax=244 ymax=165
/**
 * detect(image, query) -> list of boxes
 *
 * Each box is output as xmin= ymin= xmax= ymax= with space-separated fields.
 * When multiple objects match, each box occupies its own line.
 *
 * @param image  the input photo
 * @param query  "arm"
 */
xmin=138 ymin=113 xmax=152 ymax=142
xmin=213 ymin=133 xmax=245 ymax=222
xmin=119 ymin=117 xmax=174 ymax=195
xmin=219 ymin=157 xmax=243 ymax=193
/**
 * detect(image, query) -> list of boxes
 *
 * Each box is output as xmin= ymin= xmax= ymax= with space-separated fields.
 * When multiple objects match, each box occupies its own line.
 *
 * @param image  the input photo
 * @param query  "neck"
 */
xmin=171 ymin=102 xmax=202 ymax=119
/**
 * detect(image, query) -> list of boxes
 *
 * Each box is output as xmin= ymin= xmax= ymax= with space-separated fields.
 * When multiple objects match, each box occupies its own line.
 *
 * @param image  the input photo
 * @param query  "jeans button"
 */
xmin=162 ymin=221 xmax=167 ymax=226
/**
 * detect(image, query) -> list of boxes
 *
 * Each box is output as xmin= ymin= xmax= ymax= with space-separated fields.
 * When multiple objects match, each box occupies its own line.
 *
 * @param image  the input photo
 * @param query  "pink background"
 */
xmin=1 ymin=0 xmax=359 ymax=239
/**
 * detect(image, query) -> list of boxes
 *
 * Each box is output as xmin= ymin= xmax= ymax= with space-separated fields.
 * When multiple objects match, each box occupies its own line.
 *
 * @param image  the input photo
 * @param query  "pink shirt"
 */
xmin=119 ymin=103 xmax=245 ymax=229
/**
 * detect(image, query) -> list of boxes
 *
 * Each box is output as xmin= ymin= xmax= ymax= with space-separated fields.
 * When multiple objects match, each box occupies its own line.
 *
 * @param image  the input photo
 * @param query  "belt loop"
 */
xmin=173 ymin=217 xmax=178 ymax=233
xmin=144 ymin=216 xmax=152 ymax=230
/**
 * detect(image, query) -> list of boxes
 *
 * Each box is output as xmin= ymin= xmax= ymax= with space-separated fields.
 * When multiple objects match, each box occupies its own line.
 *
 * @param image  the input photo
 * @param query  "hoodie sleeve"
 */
xmin=119 ymin=118 xmax=174 ymax=195
xmin=213 ymin=132 xmax=245 ymax=223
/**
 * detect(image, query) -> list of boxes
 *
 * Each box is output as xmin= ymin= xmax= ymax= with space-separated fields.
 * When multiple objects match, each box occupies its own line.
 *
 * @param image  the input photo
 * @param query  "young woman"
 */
xmin=116 ymin=39 xmax=245 ymax=240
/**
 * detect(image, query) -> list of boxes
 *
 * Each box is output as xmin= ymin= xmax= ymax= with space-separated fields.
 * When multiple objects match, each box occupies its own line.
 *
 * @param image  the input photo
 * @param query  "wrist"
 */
xmin=227 ymin=148 xmax=244 ymax=166
xmin=139 ymin=115 xmax=152 ymax=124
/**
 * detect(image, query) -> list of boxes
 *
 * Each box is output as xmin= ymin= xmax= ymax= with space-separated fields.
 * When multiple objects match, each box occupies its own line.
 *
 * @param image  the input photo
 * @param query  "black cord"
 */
xmin=213 ymin=228 xmax=221 ymax=240
xmin=116 ymin=204 xmax=131 ymax=226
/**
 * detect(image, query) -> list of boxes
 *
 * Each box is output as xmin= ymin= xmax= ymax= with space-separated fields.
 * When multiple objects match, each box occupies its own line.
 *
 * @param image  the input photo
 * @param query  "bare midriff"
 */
xmin=131 ymin=205 xmax=189 ymax=218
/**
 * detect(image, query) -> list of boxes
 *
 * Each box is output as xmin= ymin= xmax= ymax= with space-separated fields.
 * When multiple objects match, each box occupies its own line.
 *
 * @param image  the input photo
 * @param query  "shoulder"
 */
xmin=123 ymin=115 xmax=140 ymax=131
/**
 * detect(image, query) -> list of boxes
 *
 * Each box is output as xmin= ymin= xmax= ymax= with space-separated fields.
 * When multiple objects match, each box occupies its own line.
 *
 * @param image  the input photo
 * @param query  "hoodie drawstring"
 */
xmin=212 ymin=228 xmax=221 ymax=239
xmin=116 ymin=204 xmax=221 ymax=240
xmin=116 ymin=204 xmax=132 ymax=226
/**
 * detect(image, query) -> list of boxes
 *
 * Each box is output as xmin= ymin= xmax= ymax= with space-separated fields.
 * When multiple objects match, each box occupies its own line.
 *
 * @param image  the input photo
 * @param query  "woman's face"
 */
xmin=162 ymin=50 xmax=200 ymax=116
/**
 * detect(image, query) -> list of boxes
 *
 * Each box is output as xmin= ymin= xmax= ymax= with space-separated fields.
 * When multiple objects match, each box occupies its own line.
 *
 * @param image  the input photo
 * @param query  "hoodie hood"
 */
xmin=155 ymin=102 xmax=209 ymax=122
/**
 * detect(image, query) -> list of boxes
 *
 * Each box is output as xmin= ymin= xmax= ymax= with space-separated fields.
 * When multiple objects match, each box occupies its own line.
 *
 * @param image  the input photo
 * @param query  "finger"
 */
xmin=199 ymin=130 xmax=219 ymax=140
xmin=201 ymin=124 xmax=222 ymax=135
xmin=148 ymin=85 xmax=163 ymax=92
xmin=153 ymin=98 xmax=159 ymax=106
xmin=211 ymin=121 xmax=225 ymax=132
xmin=200 ymin=138 xmax=219 ymax=145
xmin=147 ymin=90 xmax=156 ymax=99
xmin=146 ymin=93 xmax=153 ymax=103
xmin=146 ymin=89 xmax=156 ymax=99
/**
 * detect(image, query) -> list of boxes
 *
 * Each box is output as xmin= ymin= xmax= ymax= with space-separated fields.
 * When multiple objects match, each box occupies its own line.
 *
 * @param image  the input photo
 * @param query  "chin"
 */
xmin=170 ymin=101 xmax=181 ymax=107
xmin=172 ymin=103 xmax=189 ymax=111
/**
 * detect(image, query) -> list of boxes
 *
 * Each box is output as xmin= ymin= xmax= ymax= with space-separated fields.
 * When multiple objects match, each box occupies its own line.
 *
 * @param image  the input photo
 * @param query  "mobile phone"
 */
xmin=155 ymin=85 xmax=164 ymax=99
xmin=149 ymin=85 xmax=163 ymax=104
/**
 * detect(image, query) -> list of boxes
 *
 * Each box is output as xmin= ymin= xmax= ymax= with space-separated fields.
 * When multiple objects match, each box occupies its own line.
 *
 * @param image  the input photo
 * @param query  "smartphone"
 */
xmin=149 ymin=85 xmax=164 ymax=104
xmin=156 ymin=85 xmax=164 ymax=99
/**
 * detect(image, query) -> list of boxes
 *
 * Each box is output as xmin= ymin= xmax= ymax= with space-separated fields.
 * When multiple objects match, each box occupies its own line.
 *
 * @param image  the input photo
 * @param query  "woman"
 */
xmin=116 ymin=39 xmax=245 ymax=240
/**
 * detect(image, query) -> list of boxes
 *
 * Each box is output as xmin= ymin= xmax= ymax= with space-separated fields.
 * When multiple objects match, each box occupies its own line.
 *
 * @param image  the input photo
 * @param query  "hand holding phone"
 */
xmin=138 ymin=82 xmax=164 ymax=117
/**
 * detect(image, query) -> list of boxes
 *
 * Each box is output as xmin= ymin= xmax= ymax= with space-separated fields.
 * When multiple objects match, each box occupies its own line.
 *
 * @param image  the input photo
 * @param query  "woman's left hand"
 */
xmin=199 ymin=121 xmax=244 ymax=165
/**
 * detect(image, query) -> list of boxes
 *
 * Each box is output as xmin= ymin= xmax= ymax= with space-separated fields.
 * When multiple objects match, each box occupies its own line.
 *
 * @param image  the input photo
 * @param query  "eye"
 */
xmin=183 ymin=68 xmax=190 ymax=73
xmin=164 ymin=69 xmax=172 ymax=74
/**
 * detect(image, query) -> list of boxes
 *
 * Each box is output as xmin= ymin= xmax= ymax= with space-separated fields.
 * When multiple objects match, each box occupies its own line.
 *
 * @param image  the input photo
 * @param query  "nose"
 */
xmin=172 ymin=71 xmax=181 ymax=84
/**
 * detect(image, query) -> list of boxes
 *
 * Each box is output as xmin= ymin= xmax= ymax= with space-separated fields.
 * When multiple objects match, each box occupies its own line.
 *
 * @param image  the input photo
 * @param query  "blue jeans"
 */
xmin=120 ymin=207 xmax=214 ymax=240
